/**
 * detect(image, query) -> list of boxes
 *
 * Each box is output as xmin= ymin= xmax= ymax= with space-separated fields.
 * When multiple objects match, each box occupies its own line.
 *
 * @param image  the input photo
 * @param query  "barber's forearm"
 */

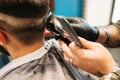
xmin=96 ymin=25 xmax=120 ymax=47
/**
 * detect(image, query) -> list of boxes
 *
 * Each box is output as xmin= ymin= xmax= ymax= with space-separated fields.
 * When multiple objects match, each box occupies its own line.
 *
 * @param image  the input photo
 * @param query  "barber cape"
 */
xmin=0 ymin=39 xmax=97 ymax=80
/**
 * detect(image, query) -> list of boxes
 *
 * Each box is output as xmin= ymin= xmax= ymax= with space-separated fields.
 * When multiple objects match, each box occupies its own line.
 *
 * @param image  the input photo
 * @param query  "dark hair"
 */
xmin=0 ymin=0 xmax=49 ymax=45
xmin=0 ymin=0 xmax=49 ymax=18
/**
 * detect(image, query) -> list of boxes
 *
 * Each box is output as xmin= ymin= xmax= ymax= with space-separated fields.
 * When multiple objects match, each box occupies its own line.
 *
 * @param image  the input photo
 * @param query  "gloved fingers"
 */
xmin=55 ymin=15 xmax=83 ymax=23
xmin=64 ymin=17 xmax=82 ymax=23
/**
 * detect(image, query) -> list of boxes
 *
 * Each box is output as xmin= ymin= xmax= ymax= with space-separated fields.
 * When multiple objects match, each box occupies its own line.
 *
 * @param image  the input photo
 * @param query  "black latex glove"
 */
xmin=63 ymin=17 xmax=99 ymax=41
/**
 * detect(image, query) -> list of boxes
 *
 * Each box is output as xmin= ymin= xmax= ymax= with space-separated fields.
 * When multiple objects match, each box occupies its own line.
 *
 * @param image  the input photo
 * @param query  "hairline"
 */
xmin=0 ymin=13 xmax=46 ymax=28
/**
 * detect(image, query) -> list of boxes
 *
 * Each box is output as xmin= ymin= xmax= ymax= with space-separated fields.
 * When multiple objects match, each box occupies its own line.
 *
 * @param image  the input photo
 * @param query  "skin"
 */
xmin=96 ymin=25 xmax=120 ymax=47
xmin=0 ymin=13 xmax=44 ymax=59
xmin=59 ymin=37 xmax=116 ymax=75
xmin=1 ymin=28 xmax=44 ymax=59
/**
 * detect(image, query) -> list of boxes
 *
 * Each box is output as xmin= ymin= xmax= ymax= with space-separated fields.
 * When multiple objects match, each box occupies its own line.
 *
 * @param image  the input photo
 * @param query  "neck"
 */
xmin=6 ymin=40 xmax=44 ymax=60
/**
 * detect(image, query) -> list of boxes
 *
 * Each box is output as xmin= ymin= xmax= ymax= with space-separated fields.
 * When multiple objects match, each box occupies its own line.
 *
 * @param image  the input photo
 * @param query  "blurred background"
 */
xmin=0 ymin=0 xmax=120 ymax=68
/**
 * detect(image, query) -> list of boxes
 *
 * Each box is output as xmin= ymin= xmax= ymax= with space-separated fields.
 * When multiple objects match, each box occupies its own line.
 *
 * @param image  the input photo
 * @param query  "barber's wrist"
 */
xmin=96 ymin=27 xmax=107 ymax=43
xmin=100 ymin=63 xmax=120 ymax=80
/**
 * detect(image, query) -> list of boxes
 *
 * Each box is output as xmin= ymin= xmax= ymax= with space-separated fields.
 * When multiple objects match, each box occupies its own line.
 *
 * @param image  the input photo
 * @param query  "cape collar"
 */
xmin=0 ymin=41 xmax=52 ymax=79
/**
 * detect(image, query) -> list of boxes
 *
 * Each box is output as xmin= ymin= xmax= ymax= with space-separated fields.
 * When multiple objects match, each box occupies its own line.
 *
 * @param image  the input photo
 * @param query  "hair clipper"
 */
xmin=45 ymin=12 xmax=83 ymax=48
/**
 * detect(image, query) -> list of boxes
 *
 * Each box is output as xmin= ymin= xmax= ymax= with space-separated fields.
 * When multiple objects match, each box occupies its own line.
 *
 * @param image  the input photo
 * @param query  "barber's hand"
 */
xmin=59 ymin=37 xmax=116 ymax=75
xmin=57 ymin=16 xmax=99 ymax=41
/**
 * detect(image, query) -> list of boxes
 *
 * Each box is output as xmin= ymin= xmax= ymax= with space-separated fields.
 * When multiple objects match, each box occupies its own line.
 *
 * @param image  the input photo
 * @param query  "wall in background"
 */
xmin=0 ymin=55 xmax=10 ymax=68
xmin=54 ymin=0 xmax=83 ymax=17
xmin=83 ymin=0 xmax=113 ymax=26
xmin=0 ymin=57 xmax=4 ymax=68
xmin=111 ymin=0 xmax=120 ymax=23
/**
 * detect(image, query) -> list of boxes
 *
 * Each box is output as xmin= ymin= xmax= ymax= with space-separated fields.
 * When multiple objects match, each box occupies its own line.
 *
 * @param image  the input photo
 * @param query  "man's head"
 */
xmin=0 ymin=0 xmax=49 ymax=44
xmin=0 ymin=0 xmax=49 ymax=55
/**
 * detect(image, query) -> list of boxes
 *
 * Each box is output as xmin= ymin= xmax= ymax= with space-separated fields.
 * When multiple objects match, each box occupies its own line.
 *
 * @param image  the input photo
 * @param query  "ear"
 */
xmin=0 ymin=32 xmax=7 ymax=46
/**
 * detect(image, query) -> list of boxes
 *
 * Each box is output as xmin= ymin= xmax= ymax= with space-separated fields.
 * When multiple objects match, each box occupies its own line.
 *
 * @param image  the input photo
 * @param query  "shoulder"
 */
xmin=47 ymin=39 xmax=61 ymax=49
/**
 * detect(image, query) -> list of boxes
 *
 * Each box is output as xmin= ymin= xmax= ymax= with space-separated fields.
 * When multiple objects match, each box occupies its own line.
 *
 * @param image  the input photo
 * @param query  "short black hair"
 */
xmin=0 ymin=0 xmax=49 ymax=18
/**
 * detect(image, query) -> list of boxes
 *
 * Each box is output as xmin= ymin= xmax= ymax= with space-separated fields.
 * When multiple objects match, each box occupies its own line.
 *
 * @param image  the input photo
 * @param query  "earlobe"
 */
xmin=0 ymin=32 xmax=6 ymax=46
